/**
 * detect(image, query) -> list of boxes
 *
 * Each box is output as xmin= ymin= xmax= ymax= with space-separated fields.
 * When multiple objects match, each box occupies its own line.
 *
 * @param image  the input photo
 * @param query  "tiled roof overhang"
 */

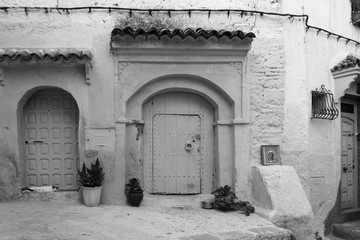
xmin=111 ymin=27 xmax=255 ymax=57
xmin=0 ymin=49 xmax=92 ymax=86
xmin=0 ymin=49 xmax=92 ymax=64
xmin=331 ymin=54 xmax=360 ymax=101
xmin=331 ymin=54 xmax=360 ymax=72
xmin=111 ymin=26 xmax=256 ymax=41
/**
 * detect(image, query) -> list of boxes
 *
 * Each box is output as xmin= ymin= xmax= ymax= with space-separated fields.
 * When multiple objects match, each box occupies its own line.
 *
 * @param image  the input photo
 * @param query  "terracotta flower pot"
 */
xmin=82 ymin=186 xmax=103 ymax=207
xmin=126 ymin=191 xmax=143 ymax=207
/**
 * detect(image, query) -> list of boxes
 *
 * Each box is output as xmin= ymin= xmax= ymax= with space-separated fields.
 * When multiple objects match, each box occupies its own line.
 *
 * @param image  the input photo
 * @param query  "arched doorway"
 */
xmin=340 ymin=98 xmax=358 ymax=210
xmin=22 ymin=88 xmax=79 ymax=190
xmin=142 ymin=92 xmax=215 ymax=194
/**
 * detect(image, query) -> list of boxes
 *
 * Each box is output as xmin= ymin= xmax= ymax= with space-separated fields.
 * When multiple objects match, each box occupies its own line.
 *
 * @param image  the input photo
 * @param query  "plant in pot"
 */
xmin=125 ymin=178 xmax=143 ymax=207
xmin=212 ymin=185 xmax=238 ymax=211
xmin=212 ymin=185 xmax=255 ymax=216
xmin=77 ymin=158 xmax=105 ymax=207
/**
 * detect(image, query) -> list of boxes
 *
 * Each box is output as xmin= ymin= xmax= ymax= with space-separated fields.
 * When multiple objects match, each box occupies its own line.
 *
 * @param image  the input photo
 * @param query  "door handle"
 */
xmin=185 ymin=141 xmax=193 ymax=151
xmin=26 ymin=140 xmax=44 ymax=144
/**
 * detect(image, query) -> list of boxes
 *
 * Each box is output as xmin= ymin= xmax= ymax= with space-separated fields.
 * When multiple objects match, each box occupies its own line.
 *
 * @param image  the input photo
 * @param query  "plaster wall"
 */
xmin=1 ymin=0 xmax=357 ymax=236
xmin=283 ymin=0 xmax=360 ymax=235
xmin=0 ymin=0 xmax=287 ymax=204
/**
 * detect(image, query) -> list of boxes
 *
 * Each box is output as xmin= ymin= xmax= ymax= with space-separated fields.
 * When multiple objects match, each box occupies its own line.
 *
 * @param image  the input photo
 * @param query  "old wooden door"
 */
xmin=24 ymin=89 xmax=79 ymax=190
xmin=143 ymin=92 xmax=214 ymax=194
xmin=340 ymin=101 xmax=357 ymax=209
xmin=153 ymin=114 xmax=201 ymax=194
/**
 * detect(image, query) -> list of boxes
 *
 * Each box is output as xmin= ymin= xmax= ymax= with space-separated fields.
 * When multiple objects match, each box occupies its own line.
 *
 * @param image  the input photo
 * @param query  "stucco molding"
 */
xmin=84 ymin=62 xmax=92 ymax=85
xmin=332 ymin=67 xmax=360 ymax=102
xmin=214 ymin=119 xmax=249 ymax=125
xmin=118 ymin=62 xmax=132 ymax=76
xmin=229 ymin=62 xmax=242 ymax=75
xmin=0 ymin=67 xmax=4 ymax=86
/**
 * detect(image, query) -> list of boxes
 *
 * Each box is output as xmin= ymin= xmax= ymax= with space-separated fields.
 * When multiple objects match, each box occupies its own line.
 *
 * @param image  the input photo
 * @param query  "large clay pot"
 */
xmin=82 ymin=186 xmax=103 ymax=207
xmin=126 ymin=191 xmax=143 ymax=207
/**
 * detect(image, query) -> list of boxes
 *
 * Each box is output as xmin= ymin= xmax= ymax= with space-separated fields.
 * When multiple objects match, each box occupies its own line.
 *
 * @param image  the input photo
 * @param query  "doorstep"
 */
xmin=18 ymin=190 xmax=79 ymax=203
xmin=332 ymin=220 xmax=360 ymax=240
xmin=178 ymin=226 xmax=292 ymax=240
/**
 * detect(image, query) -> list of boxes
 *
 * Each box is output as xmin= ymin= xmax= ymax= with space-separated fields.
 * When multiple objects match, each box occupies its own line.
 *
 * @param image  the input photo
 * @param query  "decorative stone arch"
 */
xmin=17 ymin=86 xmax=81 ymax=189
xmin=126 ymin=74 xmax=234 ymax=121
xmin=124 ymin=74 xmax=236 ymax=193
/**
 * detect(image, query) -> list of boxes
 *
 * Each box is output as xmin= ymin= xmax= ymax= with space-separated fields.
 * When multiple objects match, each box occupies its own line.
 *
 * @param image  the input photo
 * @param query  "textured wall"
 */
xmin=0 ymin=0 xmax=359 ymax=237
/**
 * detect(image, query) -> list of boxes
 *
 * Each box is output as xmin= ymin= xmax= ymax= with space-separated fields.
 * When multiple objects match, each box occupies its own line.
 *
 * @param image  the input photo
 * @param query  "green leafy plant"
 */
xmin=314 ymin=231 xmax=322 ymax=240
xmin=211 ymin=185 xmax=255 ymax=215
xmin=212 ymin=185 xmax=238 ymax=211
xmin=77 ymin=158 xmax=105 ymax=190
xmin=125 ymin=178 xmax=143 ymax=194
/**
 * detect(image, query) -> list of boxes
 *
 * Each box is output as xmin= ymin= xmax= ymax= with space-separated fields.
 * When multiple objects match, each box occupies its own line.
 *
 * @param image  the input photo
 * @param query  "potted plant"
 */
xmin=212 ymin=185 xmax=255 ymax=216
xmin=212 ymin=185 xmax=238 ymax=211
xmin=125 ymin=178 xmax=143 ymax=207
xmin=77 ymin=158 xmax=105 ymax=207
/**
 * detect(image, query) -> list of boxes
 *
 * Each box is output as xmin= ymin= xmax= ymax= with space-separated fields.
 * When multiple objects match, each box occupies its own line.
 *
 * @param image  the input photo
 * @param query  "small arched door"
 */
xmin=340 ymin=99 xmax=358 ymax=209
xmin=23 ymin=88 xmax=79 ymax=190
xmin=143 ymin=92 xmax=214 ymax=194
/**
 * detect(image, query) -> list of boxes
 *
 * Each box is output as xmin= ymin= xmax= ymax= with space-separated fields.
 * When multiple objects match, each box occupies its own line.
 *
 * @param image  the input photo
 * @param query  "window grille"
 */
xmin=311 ymin=85 xmax=339 ymax=120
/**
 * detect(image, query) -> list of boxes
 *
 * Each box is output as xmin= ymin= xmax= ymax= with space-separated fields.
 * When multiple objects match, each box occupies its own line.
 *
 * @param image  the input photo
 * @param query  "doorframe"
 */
xmin=340 ymin=97 xmax=359 ymax=211
xmin=18 ymin=87 xmax=80 ymax=189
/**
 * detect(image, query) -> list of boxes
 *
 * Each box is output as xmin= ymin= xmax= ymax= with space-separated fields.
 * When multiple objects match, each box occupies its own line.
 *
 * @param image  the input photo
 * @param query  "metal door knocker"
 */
xmin=185 ymin=141 xmax=193 ymax=151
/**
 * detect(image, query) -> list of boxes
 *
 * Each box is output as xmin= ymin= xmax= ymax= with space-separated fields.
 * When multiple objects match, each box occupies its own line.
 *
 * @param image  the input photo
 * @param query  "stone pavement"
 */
xmin=331 ymin=220 xmax=360 ymax=240
xmin=1 ymin=193 xmax=293 ymax=240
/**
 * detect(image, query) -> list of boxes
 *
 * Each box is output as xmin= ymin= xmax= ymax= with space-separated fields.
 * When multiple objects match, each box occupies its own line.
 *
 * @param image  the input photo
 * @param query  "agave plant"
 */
xmin=125 ymin=178 xmax=143 ymax=194
xmin=77 ymin=158 xmax=105 ymax=190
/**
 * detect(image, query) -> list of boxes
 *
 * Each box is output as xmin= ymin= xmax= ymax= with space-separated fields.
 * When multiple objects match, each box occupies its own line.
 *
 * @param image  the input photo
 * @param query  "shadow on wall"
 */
xmin=0 ymin=142 xmax=18 ymax=174
xmin=324 ymin=182 xmax=341 ymax=235
xmin=0 ymin=140 xmax=19 ymax=201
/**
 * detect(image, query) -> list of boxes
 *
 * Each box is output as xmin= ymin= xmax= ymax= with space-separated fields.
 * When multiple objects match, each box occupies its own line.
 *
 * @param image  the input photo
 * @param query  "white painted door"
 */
xmin=152 ymin=114 xmax=201 ymax=194
xmin=24 ymin=89 xmax=79 ymax=190
xmin=143 ymin=92 xmax=214 ymax=194
xmin=340 ymin=101 xmax=357 ymax=209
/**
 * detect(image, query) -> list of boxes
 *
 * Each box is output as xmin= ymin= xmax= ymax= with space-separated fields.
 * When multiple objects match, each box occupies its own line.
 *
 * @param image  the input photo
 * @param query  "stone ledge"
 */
xmin=250 ymin=165 xmax=314 ymax=239
xmin=178 ymin=226 xmax=293 ymax=240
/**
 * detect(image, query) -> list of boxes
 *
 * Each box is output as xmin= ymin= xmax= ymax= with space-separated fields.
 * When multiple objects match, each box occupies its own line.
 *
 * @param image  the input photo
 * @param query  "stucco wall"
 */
xmin=0 ymin=0 xmax=285 ymax=201
xmin=283 ymin=0 xmax=360 ymax=235
xmin=1 ymin=0 xmax=357 ymax=236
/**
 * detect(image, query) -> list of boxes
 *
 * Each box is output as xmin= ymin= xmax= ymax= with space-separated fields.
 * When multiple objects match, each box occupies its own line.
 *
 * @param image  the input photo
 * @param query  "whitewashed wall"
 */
xmin=0 ymin=0 xmax=358 ymax=236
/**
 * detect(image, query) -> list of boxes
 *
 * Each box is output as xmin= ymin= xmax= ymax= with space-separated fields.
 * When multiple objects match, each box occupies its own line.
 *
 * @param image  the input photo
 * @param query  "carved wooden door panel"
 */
xmin=24 ymin=90 xmax=79 ymax=190
xmin=341 ymin=116 xmax=356 ymax=209
xmin=152 ymin=114 xmax=201 ymax=194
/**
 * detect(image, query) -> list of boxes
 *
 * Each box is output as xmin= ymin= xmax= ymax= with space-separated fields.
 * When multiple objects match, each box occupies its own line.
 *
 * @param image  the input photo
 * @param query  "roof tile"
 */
xmin=0 ymin=48 xmax=92 ymax=63
xmin=331 ymin=54 xmax=360 ymax=72
xmin=111 ymin=26 xmax=255 ymax=41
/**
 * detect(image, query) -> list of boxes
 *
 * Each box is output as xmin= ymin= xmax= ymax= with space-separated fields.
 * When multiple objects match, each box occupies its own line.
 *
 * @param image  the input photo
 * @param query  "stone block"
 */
xmin=250 ymin=165 xmax=313 ymax=239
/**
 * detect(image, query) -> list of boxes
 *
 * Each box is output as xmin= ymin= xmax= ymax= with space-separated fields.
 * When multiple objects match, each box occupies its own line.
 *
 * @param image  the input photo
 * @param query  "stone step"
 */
xmin=179 ymin=226 xmax=293 ymax=240
xmin=333 ymin=220 xmax=360 ymax=240
xmin=18 ymin=191 xmax=79 ymax=203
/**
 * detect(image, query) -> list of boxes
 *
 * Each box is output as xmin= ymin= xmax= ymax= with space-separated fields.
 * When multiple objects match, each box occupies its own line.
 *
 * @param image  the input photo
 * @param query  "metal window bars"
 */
xmin=311 ymin=85 xmax=339 ymax=120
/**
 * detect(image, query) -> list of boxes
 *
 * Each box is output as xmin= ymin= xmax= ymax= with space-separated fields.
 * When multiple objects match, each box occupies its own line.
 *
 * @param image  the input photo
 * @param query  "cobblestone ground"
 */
xmin=0 ymin=194 xmax=292 ymax=240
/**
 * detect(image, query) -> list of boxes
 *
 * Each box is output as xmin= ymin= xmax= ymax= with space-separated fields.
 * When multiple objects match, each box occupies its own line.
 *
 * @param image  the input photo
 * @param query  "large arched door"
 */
xmin=23 ymin=88 xmax=79 ymax=190
xmin=143 ymin=92 xmax=214 ymax=194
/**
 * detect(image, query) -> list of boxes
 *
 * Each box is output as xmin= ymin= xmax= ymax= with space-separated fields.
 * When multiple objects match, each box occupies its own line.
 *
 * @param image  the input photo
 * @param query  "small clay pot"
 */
xmin=126 ymin=192 xmax=144 ymax=207
xmin=201 ymin=201 xmax=214 ymax=209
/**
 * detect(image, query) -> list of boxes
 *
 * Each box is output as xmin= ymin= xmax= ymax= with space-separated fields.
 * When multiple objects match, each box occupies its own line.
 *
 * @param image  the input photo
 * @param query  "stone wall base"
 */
xmin=251 ymin=165 xmax=314 ymax=239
